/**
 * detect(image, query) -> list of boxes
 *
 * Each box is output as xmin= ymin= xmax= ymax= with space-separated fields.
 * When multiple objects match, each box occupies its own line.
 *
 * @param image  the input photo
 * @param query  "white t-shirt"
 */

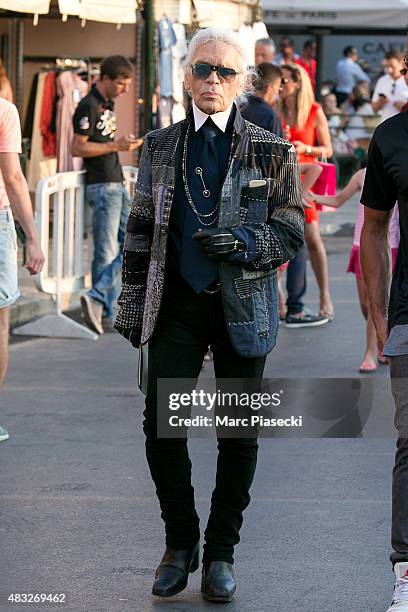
xmin=372 ymin=74 xmax=408 ymax=122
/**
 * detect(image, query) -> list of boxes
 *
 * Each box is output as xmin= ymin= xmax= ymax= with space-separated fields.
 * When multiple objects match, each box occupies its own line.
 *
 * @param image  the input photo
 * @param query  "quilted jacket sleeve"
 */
xmin=114 ymin=139 xmax=154 ymax=346
xmin=230 ymin=143 xmax=305 ymax=272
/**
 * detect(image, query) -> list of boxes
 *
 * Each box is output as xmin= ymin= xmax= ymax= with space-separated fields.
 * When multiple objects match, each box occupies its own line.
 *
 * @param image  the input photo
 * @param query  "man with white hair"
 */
xmin=115 ymin=28 xmax=304 ymax=602
xmin=255 ymin=37 xmax=276 ymax=65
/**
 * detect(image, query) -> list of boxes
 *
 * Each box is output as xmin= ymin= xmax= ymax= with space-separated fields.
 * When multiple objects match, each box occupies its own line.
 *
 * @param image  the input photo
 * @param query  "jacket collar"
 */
xmin=192 ymin=100 xmax=233 ymax=132
xmin=186 ymin=101 xmax=246 ymax=135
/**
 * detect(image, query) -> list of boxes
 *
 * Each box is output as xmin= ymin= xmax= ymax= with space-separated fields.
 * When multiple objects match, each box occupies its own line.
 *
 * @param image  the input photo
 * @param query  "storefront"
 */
xmin=0 ymin=0 xmax=263 ymax=189
xmin=0 ymin=1 xmax=138 ymax=181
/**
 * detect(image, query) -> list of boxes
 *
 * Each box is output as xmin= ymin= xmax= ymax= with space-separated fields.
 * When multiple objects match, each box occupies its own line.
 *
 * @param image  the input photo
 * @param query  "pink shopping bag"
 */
xmin=312 ymin=161 xmax=337 ymax=212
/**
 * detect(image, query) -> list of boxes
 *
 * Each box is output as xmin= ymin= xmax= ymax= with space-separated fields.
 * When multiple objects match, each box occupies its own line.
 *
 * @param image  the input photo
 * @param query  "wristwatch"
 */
xmin=306 ymin=145 xmax=312 ymax=155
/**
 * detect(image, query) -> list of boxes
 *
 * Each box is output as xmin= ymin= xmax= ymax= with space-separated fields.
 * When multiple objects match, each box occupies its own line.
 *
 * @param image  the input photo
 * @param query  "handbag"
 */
xmin=312 ymin=156 xmax=337 ymax=212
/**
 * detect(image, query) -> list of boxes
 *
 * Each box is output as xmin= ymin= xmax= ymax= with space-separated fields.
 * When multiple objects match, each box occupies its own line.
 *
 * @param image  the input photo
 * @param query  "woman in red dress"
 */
xmin=280 ymin=63 xmax=334 ymax=320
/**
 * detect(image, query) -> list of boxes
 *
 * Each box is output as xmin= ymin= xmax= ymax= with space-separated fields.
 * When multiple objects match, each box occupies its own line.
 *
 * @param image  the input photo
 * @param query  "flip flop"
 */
xmin=359 ymin=360 xmax=377 ymax=373
xmin=320 ymin=310 xmax=334 ymax=322
xmin=377 ymin=351 xmax=389 ymax=366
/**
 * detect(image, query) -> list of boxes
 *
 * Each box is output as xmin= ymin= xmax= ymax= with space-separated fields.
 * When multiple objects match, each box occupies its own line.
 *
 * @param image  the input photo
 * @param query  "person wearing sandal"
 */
xmin=360 ymin=55 xmax=408 ymax=611
xmin=280 ymin=62 xmax=334 ymax=326
xmin=115 ymin=27 xmax=304 ymax=603
xmin=312 ymin=167 xmax=399 ymax=373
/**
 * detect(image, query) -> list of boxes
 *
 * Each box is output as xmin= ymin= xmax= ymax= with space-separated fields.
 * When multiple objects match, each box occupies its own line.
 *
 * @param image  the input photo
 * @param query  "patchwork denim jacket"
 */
xmin=115 ymin=106 xmax=304 ymax=358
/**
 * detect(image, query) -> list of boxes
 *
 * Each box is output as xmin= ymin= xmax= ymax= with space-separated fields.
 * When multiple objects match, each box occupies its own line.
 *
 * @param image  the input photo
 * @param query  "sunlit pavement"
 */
xmin=2 ymin=229 xmax=395 ymax=612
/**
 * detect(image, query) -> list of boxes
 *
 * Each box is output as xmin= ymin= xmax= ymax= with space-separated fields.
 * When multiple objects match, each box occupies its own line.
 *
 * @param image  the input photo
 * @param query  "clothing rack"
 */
xmin=23 ymin=55 xmax=104 ymax=64
xmin=23 ymin=56 xmax=136 ymax=64
xmin=27 ymin=57 xmax=95 ymax=83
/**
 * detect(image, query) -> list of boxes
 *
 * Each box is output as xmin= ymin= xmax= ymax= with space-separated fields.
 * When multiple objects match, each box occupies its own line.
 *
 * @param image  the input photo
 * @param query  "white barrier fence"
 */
xmin=14 ymin=166 xmax=138 ymax=340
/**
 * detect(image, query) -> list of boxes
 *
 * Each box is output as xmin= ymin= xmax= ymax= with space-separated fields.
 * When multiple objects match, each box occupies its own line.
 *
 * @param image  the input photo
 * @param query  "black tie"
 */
xmin=179 ymin=118 xmax=221 ymax=293
xmin=199 ymin=118 xmax=220 ymax=194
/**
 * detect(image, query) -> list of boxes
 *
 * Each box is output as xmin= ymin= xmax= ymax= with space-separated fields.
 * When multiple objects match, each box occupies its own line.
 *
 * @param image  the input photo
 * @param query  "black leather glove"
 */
xmin=192 ymin=228 xmax=245 ymax=260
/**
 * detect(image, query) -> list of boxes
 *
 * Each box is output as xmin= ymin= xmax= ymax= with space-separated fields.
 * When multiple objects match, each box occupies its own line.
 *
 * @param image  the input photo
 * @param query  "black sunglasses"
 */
xmin=401 ymin=68 xmax=408 ymax=76
xmin=190 ymin=63 xmax=240 ymax=83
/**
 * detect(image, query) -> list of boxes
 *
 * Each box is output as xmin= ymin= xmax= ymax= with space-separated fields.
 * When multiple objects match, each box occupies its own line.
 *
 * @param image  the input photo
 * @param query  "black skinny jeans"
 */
xmin=143 ymin=271 xmax=266 ymax=564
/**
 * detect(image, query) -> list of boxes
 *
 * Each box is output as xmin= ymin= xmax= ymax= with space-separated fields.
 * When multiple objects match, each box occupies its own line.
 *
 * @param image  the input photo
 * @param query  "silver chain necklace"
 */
xmin=181 ymin=122 xmax=234 ymax=227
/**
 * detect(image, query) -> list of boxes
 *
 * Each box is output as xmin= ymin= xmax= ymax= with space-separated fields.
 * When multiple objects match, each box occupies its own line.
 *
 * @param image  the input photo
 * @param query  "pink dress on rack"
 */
xmin=347 ymin=173 xmax=399 ymax=278
xmin=56 ymin=71 xmax=88 ymax=172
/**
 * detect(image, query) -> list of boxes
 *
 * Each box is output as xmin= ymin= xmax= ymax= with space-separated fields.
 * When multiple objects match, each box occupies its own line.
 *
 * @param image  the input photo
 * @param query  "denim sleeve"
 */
xmin=225 ymin=226 xmax=258 ymax=263
xmin=229 ymin=144 xmax=305 ymax=273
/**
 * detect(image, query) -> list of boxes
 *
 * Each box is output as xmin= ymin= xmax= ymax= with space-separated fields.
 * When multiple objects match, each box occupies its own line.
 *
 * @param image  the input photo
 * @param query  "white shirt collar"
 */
xmin=192 ymin=101 xmax=234 ymax=132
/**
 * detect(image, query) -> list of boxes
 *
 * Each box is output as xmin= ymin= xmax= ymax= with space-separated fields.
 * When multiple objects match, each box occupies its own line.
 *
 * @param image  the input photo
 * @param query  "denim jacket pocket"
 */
xmin=239 ymin=180 xmax=271 ymax=223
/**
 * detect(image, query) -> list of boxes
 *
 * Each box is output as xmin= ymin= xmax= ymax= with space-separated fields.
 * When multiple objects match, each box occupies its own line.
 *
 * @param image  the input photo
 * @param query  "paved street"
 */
xmin=2 ymin=224 xmax=398 ymax=612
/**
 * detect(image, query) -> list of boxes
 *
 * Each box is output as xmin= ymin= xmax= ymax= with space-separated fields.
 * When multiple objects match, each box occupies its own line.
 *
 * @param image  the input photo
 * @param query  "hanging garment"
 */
xmin=56 ymin=70 xmax=88 ymax=172
xmin=40 ymin=71 xmax=57 ymax=156
xmin=171 ymin=22 xmax=187 ymax=105
xmin=158 ymin=97 xmax=173 ymax=129
xmin=158 ymin=16 xmax=176 ymax=98
xmin=26 ymin=72 xmax=57 ymax=192
xmin=23 ymin=73 xmax=39 ymax=143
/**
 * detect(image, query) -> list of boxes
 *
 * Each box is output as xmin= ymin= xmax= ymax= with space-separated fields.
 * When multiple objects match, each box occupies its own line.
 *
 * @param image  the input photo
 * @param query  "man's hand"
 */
xmin=192 ymin=228 xmax=245 ymax=259
xmin=377 ymin=95 xmax=389 ymax=108
xmin=360 ymin=207 xmax=392 ymax=354
xmin=116 ymin=134 xmax=144 ymax=152
xmin=371 ymin=312 xmax=389 ymax=353
xmin=25 ymin=237 xmax=45 ymax=275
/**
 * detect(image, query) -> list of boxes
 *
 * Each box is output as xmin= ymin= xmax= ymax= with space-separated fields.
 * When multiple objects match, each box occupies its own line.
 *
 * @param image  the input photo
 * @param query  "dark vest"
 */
xmin=167 ymin=109 xmax=234 ymax=292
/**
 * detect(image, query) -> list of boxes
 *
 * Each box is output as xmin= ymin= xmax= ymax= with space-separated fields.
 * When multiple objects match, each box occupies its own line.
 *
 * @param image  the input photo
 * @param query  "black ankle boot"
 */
xmin=201 ymin=561 xmax=236 ymax=602
xmin=152 ymin=541 xmax=199 ymax=597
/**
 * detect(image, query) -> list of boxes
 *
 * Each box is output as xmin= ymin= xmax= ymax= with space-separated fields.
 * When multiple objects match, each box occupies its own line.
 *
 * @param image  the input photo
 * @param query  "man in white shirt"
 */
xmin=372 ymin=49 xmax=408 ymax=123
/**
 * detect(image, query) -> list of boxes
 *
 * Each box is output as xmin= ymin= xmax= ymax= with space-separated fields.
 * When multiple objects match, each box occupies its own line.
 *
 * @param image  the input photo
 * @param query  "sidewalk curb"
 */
xmin=10 ymin=292 xmax=82 ymax=330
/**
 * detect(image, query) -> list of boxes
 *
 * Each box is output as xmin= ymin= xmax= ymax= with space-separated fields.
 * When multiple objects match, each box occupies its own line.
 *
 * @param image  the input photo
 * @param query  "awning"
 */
xmin=0 ymin=0 xmax=137 ymax=25
xmin=0 ymin=0 xmax=50 ymax=13
xmin=58 ymin=0 xmax=138 ymax=24
xmin=261 ymin=0 xmax=408 ymax=29
xmin=193 ymin=0 xmax=255 ymax=30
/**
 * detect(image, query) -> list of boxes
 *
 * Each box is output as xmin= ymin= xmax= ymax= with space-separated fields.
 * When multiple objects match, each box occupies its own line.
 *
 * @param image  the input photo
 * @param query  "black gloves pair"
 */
xmin=192 ymin=228 xmax=245 ymax=260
